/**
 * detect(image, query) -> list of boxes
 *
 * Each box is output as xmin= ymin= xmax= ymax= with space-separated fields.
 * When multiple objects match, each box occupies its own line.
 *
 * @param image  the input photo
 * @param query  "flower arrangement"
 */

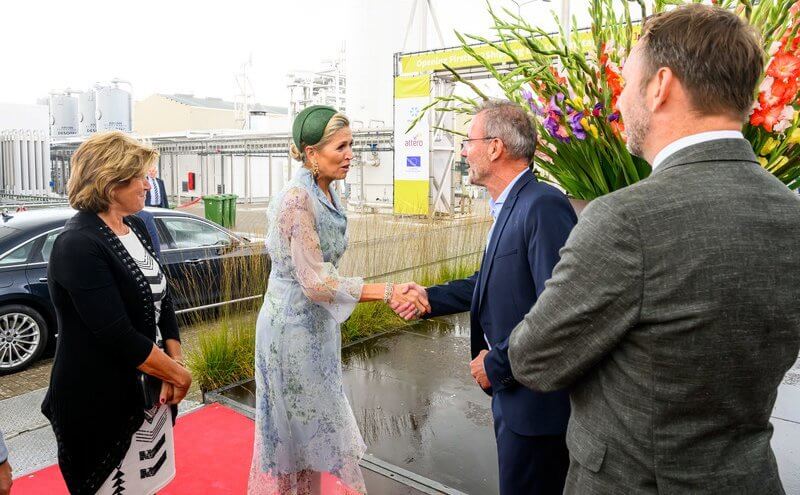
xmin=744 ymin=0 xmax=800 ymax=186
xmin=411 ymin=0 xmax=800 ymax=199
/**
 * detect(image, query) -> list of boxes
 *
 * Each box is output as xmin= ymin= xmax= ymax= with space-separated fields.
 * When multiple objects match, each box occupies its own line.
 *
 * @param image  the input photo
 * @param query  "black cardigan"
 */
xmin=41 ymin=211 xmax=181 ymax=494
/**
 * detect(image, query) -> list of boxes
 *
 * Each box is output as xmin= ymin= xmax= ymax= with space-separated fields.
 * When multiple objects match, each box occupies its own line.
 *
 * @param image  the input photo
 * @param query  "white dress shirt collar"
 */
xmin=489 ymin=169 xmax=528 ymax=220
xmin=651 ymin=130 xmax=745 ymax=171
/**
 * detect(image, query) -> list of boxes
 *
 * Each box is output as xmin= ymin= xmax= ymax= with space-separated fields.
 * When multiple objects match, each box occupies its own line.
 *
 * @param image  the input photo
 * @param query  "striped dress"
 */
xmin=95 ymin=229 xmax=175 ymax=495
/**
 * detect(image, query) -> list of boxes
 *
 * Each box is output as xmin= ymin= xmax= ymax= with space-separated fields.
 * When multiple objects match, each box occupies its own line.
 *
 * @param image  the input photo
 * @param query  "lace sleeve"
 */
xmin=277 ymin=187 xmax=363 ymax=323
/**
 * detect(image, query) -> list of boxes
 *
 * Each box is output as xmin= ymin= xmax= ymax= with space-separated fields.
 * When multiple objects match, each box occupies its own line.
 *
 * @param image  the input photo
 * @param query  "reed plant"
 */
xmin=185 ymin=211 xmax=489 ymax=392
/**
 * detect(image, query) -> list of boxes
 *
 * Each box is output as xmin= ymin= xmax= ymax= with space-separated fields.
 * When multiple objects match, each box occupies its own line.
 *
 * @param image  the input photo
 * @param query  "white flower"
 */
xmin=759 ymin=75 xmax=775 ymax=94
xmin=769 ymin=41 xmax=782 ymax=56
xmin=773 ymin=105 xmax=796 ymax=133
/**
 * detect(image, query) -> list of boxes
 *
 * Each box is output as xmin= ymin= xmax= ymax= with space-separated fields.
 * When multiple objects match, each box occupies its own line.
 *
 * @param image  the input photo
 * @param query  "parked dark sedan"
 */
xmin=0 ymin=207 xmax=268 ymax=374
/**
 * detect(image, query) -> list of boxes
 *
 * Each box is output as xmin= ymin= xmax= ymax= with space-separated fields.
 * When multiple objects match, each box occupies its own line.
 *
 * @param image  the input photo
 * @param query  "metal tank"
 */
xmin=0 ymin=130 xmax=52 ymax=194
xmin=95 ymin=79 xmax=132 ymax=132
xmin=49 ymin=91 xmax=79 ymax=137
xmin=78 ymin=89 xmax=97 ymax=135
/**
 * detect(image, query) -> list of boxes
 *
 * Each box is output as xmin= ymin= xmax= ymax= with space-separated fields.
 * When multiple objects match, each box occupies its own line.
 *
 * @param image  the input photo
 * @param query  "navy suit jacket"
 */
xmin=426 ymin=170 xmax=575 ymax=436
xmin=145 ymin=177 xmax=169 ymax=209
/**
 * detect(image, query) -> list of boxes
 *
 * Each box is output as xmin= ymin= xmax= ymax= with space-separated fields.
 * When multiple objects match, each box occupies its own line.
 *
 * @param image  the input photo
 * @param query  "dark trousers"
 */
xmin=493 ymin=402 xmax=569 ymax=495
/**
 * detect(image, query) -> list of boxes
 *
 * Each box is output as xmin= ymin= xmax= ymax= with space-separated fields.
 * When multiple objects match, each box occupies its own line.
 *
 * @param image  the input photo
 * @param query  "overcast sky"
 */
xmin=1 ymin=0 xmax=598 ymax=106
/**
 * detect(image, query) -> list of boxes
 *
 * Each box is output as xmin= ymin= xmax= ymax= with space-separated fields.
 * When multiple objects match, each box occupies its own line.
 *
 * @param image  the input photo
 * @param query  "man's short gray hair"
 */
xmin=476 ymin=100 xmax=537 ymax=163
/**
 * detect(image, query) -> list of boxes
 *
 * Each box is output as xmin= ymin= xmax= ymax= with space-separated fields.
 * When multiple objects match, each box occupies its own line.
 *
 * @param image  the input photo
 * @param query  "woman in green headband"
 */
xmin=249 ymin=106 xmax=430 ymax=494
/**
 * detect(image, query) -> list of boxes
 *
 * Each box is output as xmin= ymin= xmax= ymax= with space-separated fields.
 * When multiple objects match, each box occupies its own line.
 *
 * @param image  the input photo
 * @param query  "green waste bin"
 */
xmin=202 ymin=195 xmax=225 ymax=225
xmin=226 ymin=194 xmax=238 ymax=228
xmin=219 ymin=194 xmax=231 ymax=228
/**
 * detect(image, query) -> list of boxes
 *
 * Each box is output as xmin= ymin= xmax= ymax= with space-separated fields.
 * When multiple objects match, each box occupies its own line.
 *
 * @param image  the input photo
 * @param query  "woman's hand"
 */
xmin=169 ymin=381 xmax=190 ymax=405
xmin=139 ymin=344 xmax=193 ymax=403
xmin=159 ymin=381 xmax=174 ymax=406
xmin=159 ymin=366 xmax=190 ymax=405
xmin=390 ymin=282 xmax=430 ymax=319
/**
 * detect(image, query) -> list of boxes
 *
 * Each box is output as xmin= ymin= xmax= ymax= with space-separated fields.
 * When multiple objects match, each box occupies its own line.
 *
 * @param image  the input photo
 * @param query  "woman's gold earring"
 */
xmin=312 ymin=161 xmax=320 ymax=178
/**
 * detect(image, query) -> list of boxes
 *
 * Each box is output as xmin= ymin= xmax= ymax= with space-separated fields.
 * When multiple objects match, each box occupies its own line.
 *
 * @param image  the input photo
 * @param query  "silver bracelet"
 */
xmin=382 ymin=282 xmax=394 ymax=303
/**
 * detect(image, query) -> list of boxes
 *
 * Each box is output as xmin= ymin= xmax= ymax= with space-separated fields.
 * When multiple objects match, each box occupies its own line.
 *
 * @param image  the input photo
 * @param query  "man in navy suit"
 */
xmin=393 ymin=101 xmax=576 ymax=494
xmin=145 ymin=165 xmax=169 ymax=209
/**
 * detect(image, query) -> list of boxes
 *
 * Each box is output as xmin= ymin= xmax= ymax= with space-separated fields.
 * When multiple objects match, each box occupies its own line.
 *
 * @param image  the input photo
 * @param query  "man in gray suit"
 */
xmin=508 ymin=4 xmax=800 ymax=494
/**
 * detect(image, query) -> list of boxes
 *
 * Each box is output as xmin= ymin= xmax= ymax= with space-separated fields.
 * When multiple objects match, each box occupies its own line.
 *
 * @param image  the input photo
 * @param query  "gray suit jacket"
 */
xmin=509 ymin=139 xmax=800 ymax=494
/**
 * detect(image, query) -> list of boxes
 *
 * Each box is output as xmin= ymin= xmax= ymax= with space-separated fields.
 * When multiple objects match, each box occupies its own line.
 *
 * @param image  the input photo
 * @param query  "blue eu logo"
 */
xmin=407 ymin=156 xmax=421 ymax=167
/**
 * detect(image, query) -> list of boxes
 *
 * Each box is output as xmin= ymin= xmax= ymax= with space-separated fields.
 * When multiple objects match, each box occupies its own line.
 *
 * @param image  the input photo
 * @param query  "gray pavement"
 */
xmin=0 ymin=388 xmax=202 ymax=477
xmin=2 ymin=332 xmax=798 ymax=491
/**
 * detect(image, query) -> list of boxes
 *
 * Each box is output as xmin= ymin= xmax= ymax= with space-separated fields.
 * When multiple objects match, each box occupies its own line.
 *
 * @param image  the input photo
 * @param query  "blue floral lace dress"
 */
xmin=248 ymin=167 xmax=366 ymax=495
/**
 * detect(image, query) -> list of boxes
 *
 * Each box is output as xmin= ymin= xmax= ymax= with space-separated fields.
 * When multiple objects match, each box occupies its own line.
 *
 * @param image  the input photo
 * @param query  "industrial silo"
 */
xmin=49 ymin=91 xmax=79 ymax=137
xmin=78 ymin=90 xmax=97 ymax=135
xmin=95 ymin=79 xmax=132 ymax=132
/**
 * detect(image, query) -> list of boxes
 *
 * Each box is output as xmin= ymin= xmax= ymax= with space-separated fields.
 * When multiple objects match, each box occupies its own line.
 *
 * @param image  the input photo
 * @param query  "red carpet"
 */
xmin=13 ymin=403 xmax=256 ymax=494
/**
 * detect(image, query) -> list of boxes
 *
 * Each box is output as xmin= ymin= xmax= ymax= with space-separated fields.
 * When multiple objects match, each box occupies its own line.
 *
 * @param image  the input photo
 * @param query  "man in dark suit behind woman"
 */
xmin=509 ymin=5 xmax=800 ymax=493
xmin=145 ymin=165 xmax=169 ymax=209
xmin=393 ymin=101 xmax=577 ymax=494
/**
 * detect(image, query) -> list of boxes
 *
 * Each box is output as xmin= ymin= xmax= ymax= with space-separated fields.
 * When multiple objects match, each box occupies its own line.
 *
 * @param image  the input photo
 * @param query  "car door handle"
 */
xmin=39 ymin=277 xmax=48 ymax=282
xmin=184 ymin=258 xmax=204 ymax=265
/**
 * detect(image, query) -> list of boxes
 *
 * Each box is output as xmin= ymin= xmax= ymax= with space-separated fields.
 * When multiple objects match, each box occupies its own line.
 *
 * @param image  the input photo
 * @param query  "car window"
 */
xmin=160 ymin=217 xmax=232 ymax=249
xmin=0 ymin=238 xmax=36 ymax=267
xmin=37 ymin=229 xmax=63 ymax=263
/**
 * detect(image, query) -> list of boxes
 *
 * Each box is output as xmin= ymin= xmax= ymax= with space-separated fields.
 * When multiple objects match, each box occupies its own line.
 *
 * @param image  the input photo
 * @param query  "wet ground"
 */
xmin=342 ymin=315 xmax=496 ymax=494
xmin=5 ymin=310 xmax=798 ymax=493
xmin=219 ymin=313 xmax=497 ymax=494
xmin=220 ymin=315 xmax=800 ymax=495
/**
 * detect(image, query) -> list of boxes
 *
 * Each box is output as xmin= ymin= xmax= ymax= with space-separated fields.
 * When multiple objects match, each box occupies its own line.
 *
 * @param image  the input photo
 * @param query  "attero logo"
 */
xmin=406 ymin=156 xmax=421 ymax=168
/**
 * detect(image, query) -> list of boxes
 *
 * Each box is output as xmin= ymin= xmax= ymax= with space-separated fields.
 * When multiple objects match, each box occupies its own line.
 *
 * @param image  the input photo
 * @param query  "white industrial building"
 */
xmin=0 ymin=103 xmax=52 ymax=195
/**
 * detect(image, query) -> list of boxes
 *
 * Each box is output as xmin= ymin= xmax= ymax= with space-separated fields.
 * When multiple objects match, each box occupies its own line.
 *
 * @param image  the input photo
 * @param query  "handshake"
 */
xmin=388 ymin=282 xmax=430 ymax=320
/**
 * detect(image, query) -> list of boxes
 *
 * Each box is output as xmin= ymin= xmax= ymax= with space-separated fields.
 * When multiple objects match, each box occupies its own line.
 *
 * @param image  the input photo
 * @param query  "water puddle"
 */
xmin=219 ymin=313 xmax=498 ymax=494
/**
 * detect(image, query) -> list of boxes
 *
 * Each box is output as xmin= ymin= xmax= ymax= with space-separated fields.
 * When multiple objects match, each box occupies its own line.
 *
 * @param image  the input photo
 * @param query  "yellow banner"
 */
xmin=394 ymin=75 xmax=431 ymax=98
xmin=399 ymin=32 xmax=595 ymax=75
xmin=394 ymin=180 xmax=430 ymax=215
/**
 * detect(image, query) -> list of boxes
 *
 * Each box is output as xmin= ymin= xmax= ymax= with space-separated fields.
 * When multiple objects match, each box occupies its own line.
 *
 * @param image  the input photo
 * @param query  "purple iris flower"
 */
xmin=521 ymin=89 xmax=533 ymax=102
xmin=548 ymin=96 xmax=563 ymax=117
xmin=592 ymin=102 xmax=604 ymax=117
xmin=568 ymin=112 xmax=587 ymax=140
xmin=544 ymin=113 xmax=570 ymax=143
xmin=608 ymin=112 xmax=620 ymax=122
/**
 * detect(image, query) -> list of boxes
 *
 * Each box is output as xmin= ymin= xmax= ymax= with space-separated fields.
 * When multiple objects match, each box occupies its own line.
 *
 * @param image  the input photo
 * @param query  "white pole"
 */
xmin=561 ymin=0 xmax=571 ymax=44
xmin=418 ymin=0 xmax=428 ymax=51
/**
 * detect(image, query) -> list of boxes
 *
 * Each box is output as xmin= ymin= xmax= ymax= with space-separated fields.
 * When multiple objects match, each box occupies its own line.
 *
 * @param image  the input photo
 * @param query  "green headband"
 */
xmin=292 ymin=105 xmax=337 ymax=150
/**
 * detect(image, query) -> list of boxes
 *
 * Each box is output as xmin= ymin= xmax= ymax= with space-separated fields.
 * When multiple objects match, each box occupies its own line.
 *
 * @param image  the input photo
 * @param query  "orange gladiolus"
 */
xmin=549 ymin=66 xmax=567 ymax=86
xmin=771 ymin=77 xmax=799 ymax=106
xmin=767 ymin=52 xmax=800 ymax=80
xmin=750 ymin=103 xmax=785 ymax=132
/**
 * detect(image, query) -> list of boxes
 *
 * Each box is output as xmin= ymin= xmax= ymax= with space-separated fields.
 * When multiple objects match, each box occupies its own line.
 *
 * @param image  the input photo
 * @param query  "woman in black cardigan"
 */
xmin=42 ymin=131 xmax=192 ymax=494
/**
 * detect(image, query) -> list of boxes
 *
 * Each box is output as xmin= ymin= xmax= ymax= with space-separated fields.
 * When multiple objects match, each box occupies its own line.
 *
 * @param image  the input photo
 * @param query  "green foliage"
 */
xmin=186 ymin=221 xmax=485 ymax=392
xmin=186 ymin=312 xmax=256 ymax=393
xmin=411 ymin=0 xmax=800 ymax=195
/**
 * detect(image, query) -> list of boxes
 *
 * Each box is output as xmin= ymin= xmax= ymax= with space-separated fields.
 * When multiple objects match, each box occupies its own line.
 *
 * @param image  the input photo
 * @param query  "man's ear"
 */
xmin=488 ymin=139 xmax=504 ymax=161
xmin=650 ymin=67 xmax=673 ymax=113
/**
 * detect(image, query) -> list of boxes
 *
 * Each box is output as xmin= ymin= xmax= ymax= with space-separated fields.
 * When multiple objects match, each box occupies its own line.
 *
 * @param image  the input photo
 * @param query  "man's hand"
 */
xmin=470 ymin=350 xmax=491 ymax=390
xmin=0 ymin=459 xmax=12 ymax=495
xmin=389 ymin=282 xmax=430 ymax=320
